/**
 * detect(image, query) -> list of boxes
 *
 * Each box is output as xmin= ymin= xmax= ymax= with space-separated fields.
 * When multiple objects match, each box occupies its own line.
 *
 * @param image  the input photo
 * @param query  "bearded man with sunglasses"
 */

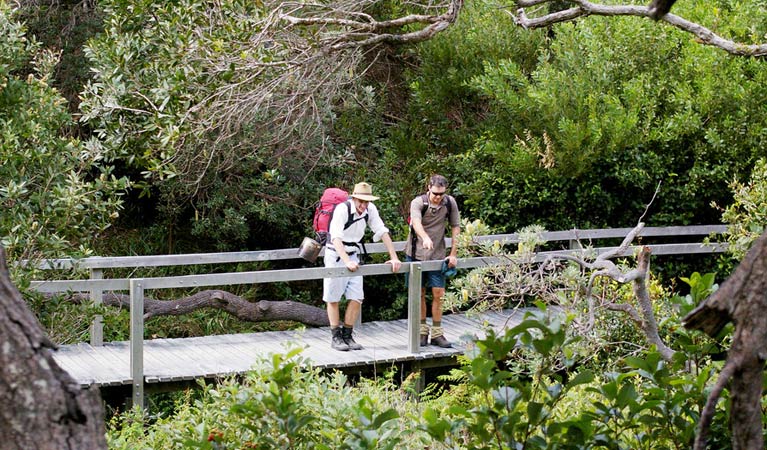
xmin=406 ymin=174 xmax=461 ymax=348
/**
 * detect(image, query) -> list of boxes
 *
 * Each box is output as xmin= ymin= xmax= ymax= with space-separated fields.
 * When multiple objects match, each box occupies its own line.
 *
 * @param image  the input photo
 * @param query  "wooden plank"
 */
xmin=69 ymin=343 xmax=125 ymax=385
xmin=208 ymin=334 xmax=271 ymax=370
xmin=87 ymin=343 xmax=131 ymax=384
xmin=198 ymin=337 xmax=260 ymax=376
xmin=172 ymin=340 xmax=238 ymax=379
xmin=51 ymin=347 xmax=97 ymax=388
xmin=147 ymin=338 xmax=200 ymax=378
xmin=358 ymin=321 xmax=408 ymax=348
xmin=57 ymin=344 xmax=116 ymax=386
xmin=52 ymin=308 xmax=560 ymax=387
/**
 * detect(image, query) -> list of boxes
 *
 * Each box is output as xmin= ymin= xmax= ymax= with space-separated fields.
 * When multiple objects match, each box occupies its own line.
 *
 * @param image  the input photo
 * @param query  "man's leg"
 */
xmin=324 ymin=267 xmax=350 ymax=351
xmin=325 ymin=301 xmax=348 ymax=351
xmin=342 ymin=300 xmax=363 ymax=350
xmin=340 ymin=270 xmax=365 ymax=350
xmin=326 ymin=302 xmax=349 ymax=351
xmin=431 ymin=287 xmax=445 ymax=323
xmin=344 ymin=299 xmax=361 ymax=326
xmin=327 ymin=302 xmax=341 ymax=327
xmin=430 ymin=287 xmax=451 ymax=348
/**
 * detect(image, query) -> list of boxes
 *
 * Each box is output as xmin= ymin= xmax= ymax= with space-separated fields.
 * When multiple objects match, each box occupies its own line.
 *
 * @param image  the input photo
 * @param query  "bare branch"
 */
xmin=694 ymin=358 xmax=737 ymax=450
xmin=47 ymin=291 xmax=330 ymax=327
xmin=511 ymin=0 xmax=767 ymax=57
xmin=638 ymin=181 xmax=661 ymax=224
xmin=282 ymin=0 xmax=463 ymax=50
xmin=549 ymin=226 xmax=674 ymax=361
xmin=605 ymin=302 xmax=642 ymax=324
xmin=599 ymin=222 xmax=645 ymax=260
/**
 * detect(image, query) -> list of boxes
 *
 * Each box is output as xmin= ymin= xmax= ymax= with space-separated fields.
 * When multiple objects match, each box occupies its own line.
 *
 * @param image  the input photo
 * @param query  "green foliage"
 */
xmin=79 ymin=0 xmax=396 ymax=252
xmin=385 ymin=0 xmax=767 ymax=232
xmin=383 ymin=0 xmax=545 ymax=204
xmin=419 ymin=307 xmax=733 ymax=449
xmin=108 ymin=348 xmax=424 ymax=449
xmin=105 ymin=297 xmax=743 ymax=449
xmin=16 ymin=0 xmax=104 ymax=109
xmin=669 ymin=272 xmax=733 ymax=370
xmin=715 ymin=158 xmax=767 ymax=260
xmin=0 ymin=3 xmax=127 ymax=262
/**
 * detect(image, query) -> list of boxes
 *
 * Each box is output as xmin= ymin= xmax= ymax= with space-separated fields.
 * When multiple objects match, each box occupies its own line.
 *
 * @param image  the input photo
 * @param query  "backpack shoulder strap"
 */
xmin=420 ymin=193 xmax=429 ymax=217
xmin=410 ymin=194 xmax=429 ymax=258
xmin=343 ymin=200 xmax=368 ymax=230
xmin=445 ymin=195 xmax=454 ymax=222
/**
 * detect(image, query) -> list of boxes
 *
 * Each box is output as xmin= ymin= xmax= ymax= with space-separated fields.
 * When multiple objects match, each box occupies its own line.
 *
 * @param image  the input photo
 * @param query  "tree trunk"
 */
xmin=0 ymin=246 xmax=106 ymax=450
xmin=55 ymin=290 xmax=331 ymax=326
xmin=684 ymin=230 xmax=767 ymax=450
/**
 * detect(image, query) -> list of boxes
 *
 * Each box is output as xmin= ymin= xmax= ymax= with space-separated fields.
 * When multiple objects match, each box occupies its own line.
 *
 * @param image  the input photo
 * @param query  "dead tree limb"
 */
xmin=543 ymin=222 xmax=675 ymax=361
xmin=280 ymin=0 xmax=463 ymax=51
xmin=49 ymin=291 xmax=330 ymax=327
xmin=684 ymin=230 xmax=767 ymax=450
xmin=0 ymin=246 xmax=106 ymax=450
xmin=510 ymin=0 xmax=767 ymax=57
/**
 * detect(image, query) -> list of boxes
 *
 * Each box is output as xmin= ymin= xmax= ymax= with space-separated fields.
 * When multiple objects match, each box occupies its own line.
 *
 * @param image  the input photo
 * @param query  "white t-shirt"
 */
xmin=327 ymin=200 xmax=389 ymax=254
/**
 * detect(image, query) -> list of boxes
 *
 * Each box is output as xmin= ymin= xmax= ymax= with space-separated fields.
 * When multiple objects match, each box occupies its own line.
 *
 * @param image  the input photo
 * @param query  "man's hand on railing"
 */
xmin=387 ymin=258 xmax=402 ymax=273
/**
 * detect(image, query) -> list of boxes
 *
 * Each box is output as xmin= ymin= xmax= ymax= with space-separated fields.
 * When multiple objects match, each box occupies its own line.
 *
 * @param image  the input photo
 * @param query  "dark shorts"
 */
xmin=405 ymin=255 xmax=446 ymax=289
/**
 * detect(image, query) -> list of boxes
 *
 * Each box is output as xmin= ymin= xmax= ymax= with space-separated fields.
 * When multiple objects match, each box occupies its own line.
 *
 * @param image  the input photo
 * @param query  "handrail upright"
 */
xmin=90 ymin=268 xmax=104 ymax=346
xmin=407 ymin=263 xmax=423 ymax=353
xmin=129 ymin=279 xmax=145 ymax=410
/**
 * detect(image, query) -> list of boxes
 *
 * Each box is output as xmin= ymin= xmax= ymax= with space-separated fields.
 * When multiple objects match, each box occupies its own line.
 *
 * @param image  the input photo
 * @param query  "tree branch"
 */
xmin=549 ymin=223 xmax=675 ymax=361
xmin=511 ymin=0 xmax=767 ymax=57
xmin=693 ymin=358 xmax=737 ymax=450
xmin=48 ymin=291 xmax=330 ymax=327
xmin=281 ymin=0 xmax=463 ymax=51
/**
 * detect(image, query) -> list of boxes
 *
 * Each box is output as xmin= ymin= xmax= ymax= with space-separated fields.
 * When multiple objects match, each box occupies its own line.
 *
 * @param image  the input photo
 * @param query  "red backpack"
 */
xmin=313 ymin=188 xmax=368 ymax=246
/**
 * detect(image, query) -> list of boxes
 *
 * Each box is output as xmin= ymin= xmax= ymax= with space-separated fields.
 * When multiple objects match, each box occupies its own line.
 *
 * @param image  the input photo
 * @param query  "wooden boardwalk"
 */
xmin=53 ymin=308 xmax=525 ymax=389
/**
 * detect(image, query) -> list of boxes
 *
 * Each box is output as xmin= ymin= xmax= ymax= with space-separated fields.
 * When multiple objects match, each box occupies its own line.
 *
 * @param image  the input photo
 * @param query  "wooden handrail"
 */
xmin=20 ymin=225 xmax=727 ymax=271
xmin=29 ymin=242 xmax=727 ymax=293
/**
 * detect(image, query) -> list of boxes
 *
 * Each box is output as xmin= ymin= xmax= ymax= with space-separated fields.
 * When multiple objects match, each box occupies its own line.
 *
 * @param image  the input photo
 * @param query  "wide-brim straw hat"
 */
xmin=350 ymin=182 xmax=379 ymax=201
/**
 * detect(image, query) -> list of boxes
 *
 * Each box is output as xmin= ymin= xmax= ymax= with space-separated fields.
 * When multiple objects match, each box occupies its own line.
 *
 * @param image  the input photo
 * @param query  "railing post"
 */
xmin=89 ymin=268 xmax=104 ymax=346
xmin=129 ymin=279 xmax=144 ymax=410
xmin=408 ymin=262 xmax=422 ymax=353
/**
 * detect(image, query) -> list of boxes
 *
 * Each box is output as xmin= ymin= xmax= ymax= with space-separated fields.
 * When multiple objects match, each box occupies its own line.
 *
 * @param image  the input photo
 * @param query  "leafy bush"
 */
xmin=108 ymin=347 xmax=428 ymax=449
xmin=0 ymin=4 xmax=127 ymax=264
xmin=715 ymin=158 xmax=767 ymax=260
xmin=105 ymin=299 xmax=742 ymax=449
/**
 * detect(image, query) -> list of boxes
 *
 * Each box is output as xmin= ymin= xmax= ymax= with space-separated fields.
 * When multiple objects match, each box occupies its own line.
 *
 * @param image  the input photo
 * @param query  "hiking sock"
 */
xmin=419 ymin=322 xmax=430 ymax=346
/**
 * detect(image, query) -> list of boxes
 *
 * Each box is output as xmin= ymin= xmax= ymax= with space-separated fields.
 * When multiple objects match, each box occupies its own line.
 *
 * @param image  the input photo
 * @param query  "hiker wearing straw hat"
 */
xmin=405 ymin=174 xmax=461 ymax=348
xmin=323 ymin=182 xmax=402 ymax=351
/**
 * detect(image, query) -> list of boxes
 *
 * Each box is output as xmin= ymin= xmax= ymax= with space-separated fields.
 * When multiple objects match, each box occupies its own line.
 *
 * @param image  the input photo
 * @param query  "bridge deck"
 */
xmin=53 ymin=309 xmax=525 ymax=388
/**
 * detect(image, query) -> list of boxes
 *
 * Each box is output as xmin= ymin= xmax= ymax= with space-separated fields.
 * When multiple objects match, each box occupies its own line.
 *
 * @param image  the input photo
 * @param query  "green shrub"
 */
xmin=0 ymin=3 xmax=127 ymax=263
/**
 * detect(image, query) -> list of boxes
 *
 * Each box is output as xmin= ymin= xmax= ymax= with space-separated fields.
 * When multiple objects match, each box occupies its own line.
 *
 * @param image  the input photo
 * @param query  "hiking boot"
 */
xmin=430 ymin=326 xmax=452 ymax=348
xmin=342 ymin=327 xmax=363 ymax=350
xmin=430 ymin=335 xmax=452 ymax=348
xmin=331 ymin=327 xmax=350 ymax=351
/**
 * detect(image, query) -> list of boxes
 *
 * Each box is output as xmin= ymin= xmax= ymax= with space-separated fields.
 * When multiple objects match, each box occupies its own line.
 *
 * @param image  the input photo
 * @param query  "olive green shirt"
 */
xmin=406 ymin=194 xmax=460 ymax=260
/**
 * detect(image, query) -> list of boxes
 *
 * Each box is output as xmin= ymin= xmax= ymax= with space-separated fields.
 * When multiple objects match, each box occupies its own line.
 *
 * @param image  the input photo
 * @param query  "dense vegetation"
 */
xmin=3 ymin=0 xmax=767 ymax=447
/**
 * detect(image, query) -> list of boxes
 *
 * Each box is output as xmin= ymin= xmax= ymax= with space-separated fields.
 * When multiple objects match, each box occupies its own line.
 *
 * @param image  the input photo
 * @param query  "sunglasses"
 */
xmin=430 ymin=190 xmax=446 ymax=197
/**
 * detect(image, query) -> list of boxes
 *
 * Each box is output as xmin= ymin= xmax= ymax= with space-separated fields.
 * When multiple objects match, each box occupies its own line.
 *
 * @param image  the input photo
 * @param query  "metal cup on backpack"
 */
xmin=298 ymin=236 xmax=322 ymax=262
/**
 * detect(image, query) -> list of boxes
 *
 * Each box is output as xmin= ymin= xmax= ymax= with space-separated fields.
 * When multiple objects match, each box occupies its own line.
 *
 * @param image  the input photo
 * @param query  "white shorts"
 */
xmin=322 ymin=251 xmax=364 ymax=303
